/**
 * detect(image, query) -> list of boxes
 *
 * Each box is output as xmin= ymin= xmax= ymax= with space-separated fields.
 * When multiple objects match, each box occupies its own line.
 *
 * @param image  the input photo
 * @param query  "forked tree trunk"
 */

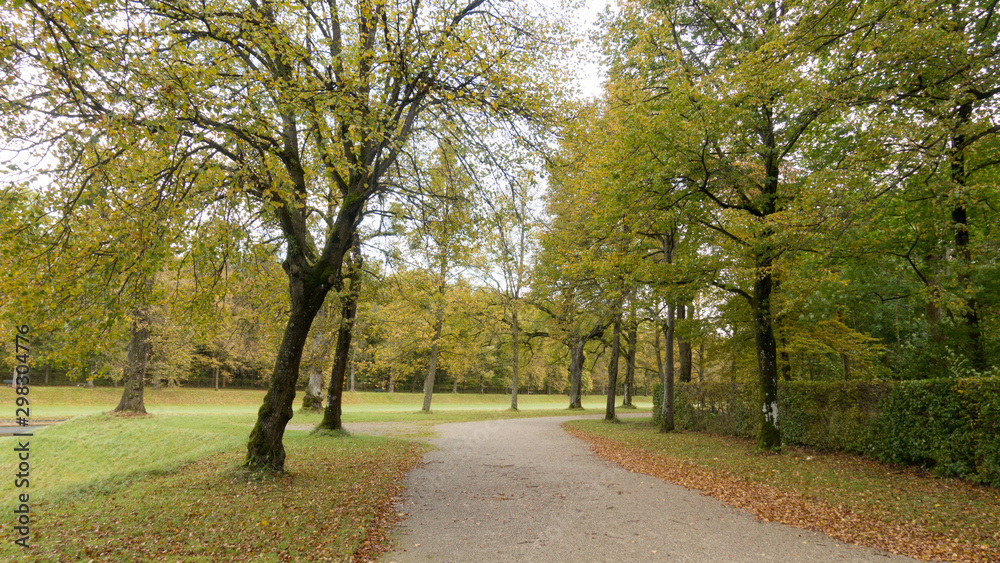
xmin=605 ymin=315 xmax=622 ymax=421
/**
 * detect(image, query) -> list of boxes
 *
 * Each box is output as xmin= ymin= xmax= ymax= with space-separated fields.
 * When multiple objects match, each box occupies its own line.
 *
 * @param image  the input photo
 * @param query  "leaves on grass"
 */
xmin=565 ymin=425 xmax=1000 ymax=563
xmin=7 ymin=437 xmax=424 ymax=562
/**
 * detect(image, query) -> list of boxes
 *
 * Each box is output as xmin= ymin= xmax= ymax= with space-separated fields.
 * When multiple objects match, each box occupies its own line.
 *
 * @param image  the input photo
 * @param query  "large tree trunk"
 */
xmin=605 ymin=314 xmax=622 ymax=421
xmin=660 ymin=307 xmax=675 ymax=432
xmin=245 ymin=295 xmax=323 ymax=470
xmin=318 ymin=251 xmax=363 ymax=431
xmin=951 ymin=100 xmax=987 ymax=371
xmin=753 ymin=261 xmax=781 ymax=451
xmin=510 ymin=302 xmax=519 ymax=410
xmin=677 ymin=304 xmax=692 ymax=383
xmin=568 ymin=338 xmax=585 ymax=409
xmin=114 ymin=301 xmax=152 ymax=414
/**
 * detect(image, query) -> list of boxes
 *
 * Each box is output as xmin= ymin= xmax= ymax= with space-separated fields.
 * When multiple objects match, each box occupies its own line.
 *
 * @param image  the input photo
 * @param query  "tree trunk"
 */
xmin=605 ymin=314 xmax=622 ymax=421
xmin=568 ymin=338 xmax=585 ymax=409
xmin=422 ymin=298 xmax=446 ymax=412
xmin=951 ymin=100 xmax=987 ymax=371
xmin=422 ymin=252 xmax=448 ymax=412
xmin=510 ymin=302 xmax=520 ymax=410
xmin=349 ymin=344 xmax=357 ymax=393
xmin=214 ymin=365 xmax=220 ymax=391
xmin=779 ymin=335 xmax=792 ymax=382
xmin=697 ymin=342 xmax=705 ymax=383
xmin=752 ymin=260 xmax=781 ymax=451
xmin=677 ymin=304 xmax=692 ymax=383
xmin=44 ymin=365 xmax=49 ymax=386
xmin=654 ymin=323 xmax=664 ymax=386
xmin=388 ymin=365 xmax=395 ymax=393
xmin=660 ymin=307 xmax=675 ymax=432
xmin=319 ymin=251 xmax=363 ymax=430
xmin=115 ymin=287 xmax=152 ymax=414
xmin=245 ymin=295 xmax=323 ymax=469
xmin=623 ymin=321 xmax=637 ymax=407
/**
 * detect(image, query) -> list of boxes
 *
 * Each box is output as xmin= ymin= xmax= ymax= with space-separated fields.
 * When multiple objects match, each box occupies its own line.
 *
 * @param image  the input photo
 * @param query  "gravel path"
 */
xmin=386 ymin=415 xmax=918 ymax=562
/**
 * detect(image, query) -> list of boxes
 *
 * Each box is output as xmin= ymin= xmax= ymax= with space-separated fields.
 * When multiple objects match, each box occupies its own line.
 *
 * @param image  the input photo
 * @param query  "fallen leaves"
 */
xmin=565 ymin=425 xmax=1000 ymax=563
xmin=6 ymin=436 xmax=425 ymax=562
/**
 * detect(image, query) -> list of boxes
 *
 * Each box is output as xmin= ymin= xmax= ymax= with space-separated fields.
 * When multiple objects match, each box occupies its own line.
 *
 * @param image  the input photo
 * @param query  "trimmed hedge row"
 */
xmin=651 ymin=377 xmax=1000 ymax=487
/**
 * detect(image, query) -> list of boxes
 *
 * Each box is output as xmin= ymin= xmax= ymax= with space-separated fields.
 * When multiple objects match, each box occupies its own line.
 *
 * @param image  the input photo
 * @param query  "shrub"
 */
xmin=869 ymin=378 xmax=1000 ymax=486
xmin=658 ymin=375 xmax=1000 ymax=487
xmin=779 ymin=381 xmax=892 ymax=454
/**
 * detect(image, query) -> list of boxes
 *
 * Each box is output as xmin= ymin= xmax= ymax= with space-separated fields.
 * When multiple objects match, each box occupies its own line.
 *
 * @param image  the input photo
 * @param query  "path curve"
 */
xmin=384 ymin=415 xmax=917 ymax=562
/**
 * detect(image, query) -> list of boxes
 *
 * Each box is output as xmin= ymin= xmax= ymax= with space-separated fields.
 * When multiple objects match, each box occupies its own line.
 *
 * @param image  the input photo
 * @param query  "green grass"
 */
xmin=0 ymin=386 xmax=647 ymax=559
xmin=0 ymin=387 xmax=651 ymax=419
xmin=0 ymin=422 xmax=421 ymax=561
xmin=566 ymin=418 xmax=1000 ymax=554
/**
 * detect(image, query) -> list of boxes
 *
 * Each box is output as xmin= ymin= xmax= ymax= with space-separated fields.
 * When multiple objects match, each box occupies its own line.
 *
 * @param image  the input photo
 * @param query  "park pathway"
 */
xmin=385 ymin=415 xmax=917 ymax=562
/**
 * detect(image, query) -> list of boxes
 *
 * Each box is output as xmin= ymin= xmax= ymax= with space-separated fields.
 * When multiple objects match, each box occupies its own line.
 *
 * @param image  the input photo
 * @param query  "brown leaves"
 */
xmin=566 ymin=426 xmax=1000 ymax=563
xmin=7 ymin=437 xmax=424 ymax=562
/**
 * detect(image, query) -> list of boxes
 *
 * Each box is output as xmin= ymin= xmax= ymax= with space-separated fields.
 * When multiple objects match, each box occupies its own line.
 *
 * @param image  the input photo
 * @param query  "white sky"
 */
xmin=568 ymin=0 xmax=618 ymax=100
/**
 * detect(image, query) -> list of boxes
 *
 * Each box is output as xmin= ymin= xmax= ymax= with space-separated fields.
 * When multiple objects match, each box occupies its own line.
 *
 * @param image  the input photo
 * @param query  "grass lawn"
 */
xmin=0 ymin=387 xmax=650 ymax=419
xmin=565 ymin=418 xmax=1000 ymax=562
xmin=0 ymin=387 xmax=645 ymax=560
xmin=0 ymin=411 xmax=423 ymax=561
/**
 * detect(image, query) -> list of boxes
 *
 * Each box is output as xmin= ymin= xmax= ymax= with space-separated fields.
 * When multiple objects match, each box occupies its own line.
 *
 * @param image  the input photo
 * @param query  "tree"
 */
xmin=601 ymin=0 xmax=886 ymax=450
xmin=480 ymin=168 xmax=538 ymax=410
xmin=3 ymin=0 xmax=571 ymax=470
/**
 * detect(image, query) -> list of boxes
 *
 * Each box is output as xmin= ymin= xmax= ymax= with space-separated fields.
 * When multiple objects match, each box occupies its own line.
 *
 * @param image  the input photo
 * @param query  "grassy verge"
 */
xmin=0 ymin=413 xmax=422 ymax=561
xmin=565 ymin=418 xmax=1000 ymax=563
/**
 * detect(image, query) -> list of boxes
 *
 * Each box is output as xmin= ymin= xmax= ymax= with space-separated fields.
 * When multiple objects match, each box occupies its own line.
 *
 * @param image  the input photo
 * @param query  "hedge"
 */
xmin=651 ymin=377 xmax=1000 ymax=487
